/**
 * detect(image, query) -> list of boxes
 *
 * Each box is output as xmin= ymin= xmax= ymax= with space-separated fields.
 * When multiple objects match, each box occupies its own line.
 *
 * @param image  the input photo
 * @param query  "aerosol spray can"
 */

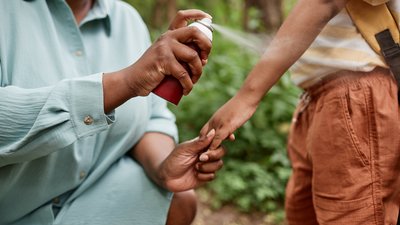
xmin=152 ymin=18 xmax=213 ymax=105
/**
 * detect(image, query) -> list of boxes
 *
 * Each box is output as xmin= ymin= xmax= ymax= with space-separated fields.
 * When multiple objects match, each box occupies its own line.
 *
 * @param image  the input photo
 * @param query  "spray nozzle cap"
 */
xmin=195 ymin=18 xmax=213 ymax=32
xmin=189 ymin=17 xmax=213 ymax=41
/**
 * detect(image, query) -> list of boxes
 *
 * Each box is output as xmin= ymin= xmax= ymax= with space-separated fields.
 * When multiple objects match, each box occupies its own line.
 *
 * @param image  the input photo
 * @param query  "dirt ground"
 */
xmin=193 ymin=202 xmax=276 ymax=225
xmin=192 ymin=189 xmax=286 ymax=225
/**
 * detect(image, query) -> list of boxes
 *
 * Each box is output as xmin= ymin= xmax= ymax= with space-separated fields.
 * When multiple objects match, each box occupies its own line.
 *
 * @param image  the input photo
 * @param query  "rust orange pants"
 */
xmin=285 ymin=68 xmax=400 ymax=225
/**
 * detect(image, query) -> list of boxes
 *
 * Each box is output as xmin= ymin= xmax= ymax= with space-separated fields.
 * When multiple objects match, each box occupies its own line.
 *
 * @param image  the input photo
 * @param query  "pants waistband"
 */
xmin=303 ymin=67 xmax=392 ymax=98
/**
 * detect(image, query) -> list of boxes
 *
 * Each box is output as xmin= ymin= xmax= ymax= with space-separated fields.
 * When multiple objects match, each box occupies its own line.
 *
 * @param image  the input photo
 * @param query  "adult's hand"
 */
xmin=118 ymin=25 xmax=211 ymax=97
xmin=158 ymin=129 xmax=226 ymax=192
xmin=103 ymin=10 xmax=212 ymax=113
xmin=168 ymin=9 xmax=213 ymax=67
xmin=168 ymin=9 xmax=212 ymax=30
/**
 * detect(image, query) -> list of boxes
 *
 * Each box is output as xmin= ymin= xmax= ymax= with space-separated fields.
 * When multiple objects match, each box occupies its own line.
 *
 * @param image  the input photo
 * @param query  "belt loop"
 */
xmin=292 ymin=91 xmax=312 ymax=124
xmin=299 ymin=91 xmax=311 ymax=114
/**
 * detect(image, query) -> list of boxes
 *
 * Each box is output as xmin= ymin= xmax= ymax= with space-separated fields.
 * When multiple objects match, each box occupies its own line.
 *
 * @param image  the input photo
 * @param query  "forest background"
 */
xmin=124 ymin=0 xmax=299 ymax=224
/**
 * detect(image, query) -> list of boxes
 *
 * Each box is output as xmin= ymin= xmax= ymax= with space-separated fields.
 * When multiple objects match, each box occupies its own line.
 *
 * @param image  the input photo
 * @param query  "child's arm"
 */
xmin=200 ymin=0 xmax=348 ymax=149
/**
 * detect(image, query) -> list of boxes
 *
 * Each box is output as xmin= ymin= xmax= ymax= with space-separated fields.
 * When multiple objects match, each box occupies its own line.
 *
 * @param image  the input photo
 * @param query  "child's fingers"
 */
xmin=209 ymin=132 xmax=226 ymax=150
xmin=199 ymin=122 xmax=211 ymax=140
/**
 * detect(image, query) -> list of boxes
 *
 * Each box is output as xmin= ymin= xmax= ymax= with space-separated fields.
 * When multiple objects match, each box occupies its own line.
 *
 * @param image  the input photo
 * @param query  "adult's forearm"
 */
xmin=130 ymin=132 xmax=175 ymax=189
xmin=0 ymin=74 xmax=109 ymax=167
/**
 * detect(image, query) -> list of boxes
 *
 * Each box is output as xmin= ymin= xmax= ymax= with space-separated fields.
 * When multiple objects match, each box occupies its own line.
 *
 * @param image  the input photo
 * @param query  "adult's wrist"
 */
xmin=102 ymin=70 xmax=135 ymax=113
xmin=156 ymin=163 xmax=169 ymax=190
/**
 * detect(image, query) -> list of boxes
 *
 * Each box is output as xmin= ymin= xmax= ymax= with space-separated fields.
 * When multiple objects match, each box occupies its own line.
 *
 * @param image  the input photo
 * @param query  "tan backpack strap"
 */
xmin=346 ymin=0 xmax=399 ymax=55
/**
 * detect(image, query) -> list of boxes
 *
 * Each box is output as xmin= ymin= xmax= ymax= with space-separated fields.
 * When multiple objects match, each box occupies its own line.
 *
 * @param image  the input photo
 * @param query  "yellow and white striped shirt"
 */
xmin=290 ymin=0 xmax=400 ymax=88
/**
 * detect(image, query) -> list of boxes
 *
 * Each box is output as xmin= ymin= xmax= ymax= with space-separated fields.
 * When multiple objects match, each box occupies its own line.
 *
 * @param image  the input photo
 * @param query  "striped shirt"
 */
xmin=290 ymin=0 xmax=400 ymax=88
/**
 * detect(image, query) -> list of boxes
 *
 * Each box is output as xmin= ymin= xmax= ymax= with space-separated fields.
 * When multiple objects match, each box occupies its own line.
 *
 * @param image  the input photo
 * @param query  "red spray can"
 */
xmin=152 ymin=18 xmax=213 ymax=105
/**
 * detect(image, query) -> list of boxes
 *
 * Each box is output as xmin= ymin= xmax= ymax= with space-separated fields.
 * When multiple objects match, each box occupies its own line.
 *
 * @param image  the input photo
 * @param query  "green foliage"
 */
xmin=125 ymin=0 xmax=248 ymax=30
xmin=125 ymin=0 xmax=301 ymax=215
xmin=283 ymin=0 xmax=298 ymax=17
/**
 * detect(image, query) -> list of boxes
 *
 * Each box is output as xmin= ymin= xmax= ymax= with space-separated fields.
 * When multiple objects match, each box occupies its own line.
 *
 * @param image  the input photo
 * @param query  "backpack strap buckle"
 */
xmin=376 ymin=29 xmax=400 ymax=103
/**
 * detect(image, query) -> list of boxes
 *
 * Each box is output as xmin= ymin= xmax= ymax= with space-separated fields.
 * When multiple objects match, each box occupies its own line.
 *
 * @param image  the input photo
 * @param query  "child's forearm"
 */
xmin=236 ymin=0 xmax=348 ymax=104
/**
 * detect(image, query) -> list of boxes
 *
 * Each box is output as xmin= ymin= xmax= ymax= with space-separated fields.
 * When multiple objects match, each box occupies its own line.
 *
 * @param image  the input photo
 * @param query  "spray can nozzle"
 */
xmin=193 ymin=18 xmax=214 ymax=37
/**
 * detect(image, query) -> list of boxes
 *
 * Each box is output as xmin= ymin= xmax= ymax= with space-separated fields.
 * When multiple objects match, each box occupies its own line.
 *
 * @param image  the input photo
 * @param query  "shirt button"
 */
xmin=83 ymin=116 xmax=93 ymax=125
xmin=79 ymin=171 xmax=86 ymax=179
xmin=74 ymin=50 xmax=83 ymax=56
xmin=53 ymin=197 xmax=60 ymax=204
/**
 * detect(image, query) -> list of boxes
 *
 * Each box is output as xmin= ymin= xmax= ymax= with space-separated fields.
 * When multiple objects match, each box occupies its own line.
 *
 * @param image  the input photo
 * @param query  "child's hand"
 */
xmin=199 ymin=95 xmax=258 ymax=149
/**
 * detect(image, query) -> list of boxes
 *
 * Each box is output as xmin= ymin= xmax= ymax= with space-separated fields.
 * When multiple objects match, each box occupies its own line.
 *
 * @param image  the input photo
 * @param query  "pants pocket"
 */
xmin=308 ymin=90 xmax=376 ymax=223
xmin=340 ymin=85 xmax=372 ymax=167
xmin=313 ymin=194 xmax=376 ymax=225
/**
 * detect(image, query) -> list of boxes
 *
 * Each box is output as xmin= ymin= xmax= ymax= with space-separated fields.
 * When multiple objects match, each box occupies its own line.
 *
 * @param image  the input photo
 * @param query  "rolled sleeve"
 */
xmin=68 ymin=73 xmax=111 ymax=138
xmin=0 ymin=73 xmax=112 ymax=167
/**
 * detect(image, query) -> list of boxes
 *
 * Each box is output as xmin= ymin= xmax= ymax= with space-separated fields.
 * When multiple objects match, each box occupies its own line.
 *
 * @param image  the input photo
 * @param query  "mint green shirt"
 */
xmin=0 ymin=0 xmax=177 ymax=224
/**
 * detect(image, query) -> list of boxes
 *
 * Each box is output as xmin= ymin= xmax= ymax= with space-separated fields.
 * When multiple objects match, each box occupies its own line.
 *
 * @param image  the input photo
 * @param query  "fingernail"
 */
xmin=207 ymin=129 xmax=215 ymax=137
xmin=199 ymin=154 xmax=208 ymax=162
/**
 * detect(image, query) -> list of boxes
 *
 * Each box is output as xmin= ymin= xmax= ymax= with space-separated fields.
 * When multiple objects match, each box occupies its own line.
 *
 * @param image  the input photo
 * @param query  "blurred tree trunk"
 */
xmin=152 ymin=0 xmax=177 ymax=28
xmin=243 ymin=0 xmax=283 ymax=32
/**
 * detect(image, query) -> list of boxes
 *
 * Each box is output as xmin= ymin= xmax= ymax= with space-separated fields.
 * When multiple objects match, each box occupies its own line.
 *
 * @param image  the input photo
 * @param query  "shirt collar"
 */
xmin=23 ymin=0 xmax=112 ymax=35
xmin=81 ymin=0 xmax=112 ymax=35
